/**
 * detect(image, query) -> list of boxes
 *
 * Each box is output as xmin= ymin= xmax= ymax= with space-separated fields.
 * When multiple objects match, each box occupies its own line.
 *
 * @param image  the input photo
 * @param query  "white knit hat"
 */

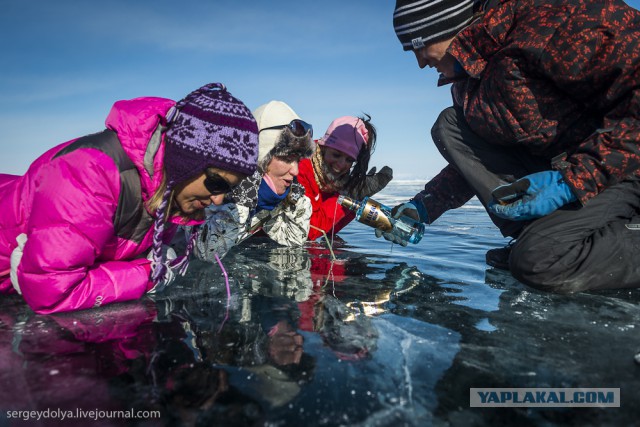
xmin=252 ymin=101 xmax=314 ymax=171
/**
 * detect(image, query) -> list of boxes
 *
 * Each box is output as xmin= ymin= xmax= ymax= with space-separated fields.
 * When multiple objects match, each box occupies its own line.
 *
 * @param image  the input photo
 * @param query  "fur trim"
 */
xmin=259 ymin=130 xmax=315 ymax=172
xmin=311 ymin=146 xmax=349 ymax=193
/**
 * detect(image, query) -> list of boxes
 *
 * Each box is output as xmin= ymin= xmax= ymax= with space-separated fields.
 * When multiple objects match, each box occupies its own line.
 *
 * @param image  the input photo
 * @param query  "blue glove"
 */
xmin=488 ymin=171 xmax=577 ymax=221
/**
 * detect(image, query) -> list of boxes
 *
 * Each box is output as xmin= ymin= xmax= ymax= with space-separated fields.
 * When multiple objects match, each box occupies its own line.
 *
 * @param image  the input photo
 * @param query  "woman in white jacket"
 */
xmin=192 ymin=101 xmax=314 ymax=261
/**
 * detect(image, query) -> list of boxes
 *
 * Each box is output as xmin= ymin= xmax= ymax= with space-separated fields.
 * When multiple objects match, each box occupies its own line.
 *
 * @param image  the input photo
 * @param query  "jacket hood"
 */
xmin=105 ymin=97 xmax=176 ymax=201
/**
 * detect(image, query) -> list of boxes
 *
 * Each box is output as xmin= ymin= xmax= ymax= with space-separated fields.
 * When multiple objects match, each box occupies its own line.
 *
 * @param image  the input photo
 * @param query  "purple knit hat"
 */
xmin=164 ymin=82 xmax=259 ymax=185
xmin=151 ymin=83 xmax=258 ymax=285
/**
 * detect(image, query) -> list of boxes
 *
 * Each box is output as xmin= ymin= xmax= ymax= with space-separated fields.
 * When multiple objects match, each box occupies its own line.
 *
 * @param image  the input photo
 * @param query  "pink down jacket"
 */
xmin=0 ymin=97 xmax=177 ymax=314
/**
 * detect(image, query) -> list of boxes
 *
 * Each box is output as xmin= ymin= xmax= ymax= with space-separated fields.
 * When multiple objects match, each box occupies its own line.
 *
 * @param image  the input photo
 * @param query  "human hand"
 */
xmin=349 ymin=166 xmax=393 ymax=200
xmin=10 ymin=233 xmax=28 ymax=294
xmin=284 ymin=181 xmax=306 ymax=207
xmin=391 ymin=201 xmax=422 ymax=222
xmin=267 ymin=320 xmax=304 ymax=366
xmin=372 ymin=201 xmax=417 ymax=246
xmin=488 ymin=170 xmax=577 ymax=221
xmin=374 ymin=228 xmax=408 ymax=246
xmin=147 ymin=245 xmax=179 ymax=294
xmin=193 ymin=203 xmax=240 ymax=261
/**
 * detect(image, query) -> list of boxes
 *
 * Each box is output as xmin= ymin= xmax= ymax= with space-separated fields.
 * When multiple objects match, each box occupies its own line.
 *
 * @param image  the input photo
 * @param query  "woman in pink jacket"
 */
xmin=0 ymin=83 xmax=259 ymax=314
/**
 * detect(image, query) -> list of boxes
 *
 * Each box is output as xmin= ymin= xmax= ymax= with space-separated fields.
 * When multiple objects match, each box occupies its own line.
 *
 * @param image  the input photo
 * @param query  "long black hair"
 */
xmin=343 ymin=114 xmax=377 ymax=194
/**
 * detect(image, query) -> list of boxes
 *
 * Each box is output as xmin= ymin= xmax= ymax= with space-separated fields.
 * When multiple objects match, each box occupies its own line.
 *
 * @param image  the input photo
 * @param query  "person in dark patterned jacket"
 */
xmin=387 ymin=0 xmax=640 ymax=293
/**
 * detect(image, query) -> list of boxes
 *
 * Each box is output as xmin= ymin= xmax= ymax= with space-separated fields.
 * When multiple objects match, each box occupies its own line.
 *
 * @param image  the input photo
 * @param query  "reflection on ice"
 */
xmin=474 ymin=318 xmax=497 ymax=332
xmin=0 ymin=182 xmax=639 ymax=425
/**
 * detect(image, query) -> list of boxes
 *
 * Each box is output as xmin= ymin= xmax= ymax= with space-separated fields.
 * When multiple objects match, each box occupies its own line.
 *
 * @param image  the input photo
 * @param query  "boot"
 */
xmin=485 ymin=241 xmax=514 ymax=270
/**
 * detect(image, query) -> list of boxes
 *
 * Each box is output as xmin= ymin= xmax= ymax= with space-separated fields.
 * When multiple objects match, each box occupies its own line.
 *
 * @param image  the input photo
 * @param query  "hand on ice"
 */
xmin=147 ymin=245 xmax=179 ymax=294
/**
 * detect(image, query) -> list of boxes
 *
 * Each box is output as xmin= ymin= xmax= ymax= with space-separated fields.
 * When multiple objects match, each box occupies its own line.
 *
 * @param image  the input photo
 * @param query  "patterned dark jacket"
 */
xmin=419 ymin=0 xmax=640 ymax=221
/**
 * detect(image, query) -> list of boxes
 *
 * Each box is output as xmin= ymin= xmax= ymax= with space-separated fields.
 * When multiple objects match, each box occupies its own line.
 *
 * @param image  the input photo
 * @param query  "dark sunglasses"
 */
xmin=204 ymin=171 xmax=235 ymax=195
xmin=260 ymin=119 xmax=313 ymax=138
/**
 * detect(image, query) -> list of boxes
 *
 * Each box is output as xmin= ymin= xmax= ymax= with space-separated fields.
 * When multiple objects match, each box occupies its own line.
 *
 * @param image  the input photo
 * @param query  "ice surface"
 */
xmin=0 ymin=182 xmax=638 ymax=426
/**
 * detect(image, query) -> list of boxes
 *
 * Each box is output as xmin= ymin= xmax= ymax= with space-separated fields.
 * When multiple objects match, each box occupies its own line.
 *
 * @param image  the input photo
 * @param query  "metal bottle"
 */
xmin=338 ymin=195 xmax=425 ymax=244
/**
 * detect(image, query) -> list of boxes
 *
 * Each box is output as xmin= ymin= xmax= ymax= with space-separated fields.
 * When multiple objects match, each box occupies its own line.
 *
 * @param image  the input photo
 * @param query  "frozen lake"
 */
xmin=0 ymin=181 xmax=638 ymax=426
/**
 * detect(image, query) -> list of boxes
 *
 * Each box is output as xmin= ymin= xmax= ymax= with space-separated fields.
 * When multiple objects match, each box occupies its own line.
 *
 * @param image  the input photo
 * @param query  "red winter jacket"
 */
xmin=297 ymin=158 xmax=355 ymax=241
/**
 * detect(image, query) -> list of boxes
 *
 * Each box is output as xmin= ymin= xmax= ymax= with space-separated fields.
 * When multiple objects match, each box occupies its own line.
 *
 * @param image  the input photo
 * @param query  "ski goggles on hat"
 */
xmin=260 ymin=119 xmax=313 ymax=138
xmin=204 ymin=171 xmax=235 ymax=195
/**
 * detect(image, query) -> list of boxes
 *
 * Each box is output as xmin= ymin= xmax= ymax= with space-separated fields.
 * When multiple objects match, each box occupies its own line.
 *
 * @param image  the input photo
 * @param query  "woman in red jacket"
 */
xmin=296 ymin=115 xmax=392 ymax=241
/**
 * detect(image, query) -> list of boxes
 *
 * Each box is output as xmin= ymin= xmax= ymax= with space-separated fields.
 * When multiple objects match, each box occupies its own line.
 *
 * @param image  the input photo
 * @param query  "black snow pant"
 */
xmin=431 ymin=106 xmax=640 ymax=292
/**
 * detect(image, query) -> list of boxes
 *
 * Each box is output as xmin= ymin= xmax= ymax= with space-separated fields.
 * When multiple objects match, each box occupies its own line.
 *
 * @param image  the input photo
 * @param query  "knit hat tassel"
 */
xmin=150 ymin=187 xmax=172 ymax=283
xmin=170 ymin=231 xmax=198 ymax=276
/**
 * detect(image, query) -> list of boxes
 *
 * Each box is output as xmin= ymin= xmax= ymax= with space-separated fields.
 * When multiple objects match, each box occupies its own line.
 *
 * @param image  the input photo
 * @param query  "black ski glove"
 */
xmin=349 ymin=166 xmax=393 ymax=200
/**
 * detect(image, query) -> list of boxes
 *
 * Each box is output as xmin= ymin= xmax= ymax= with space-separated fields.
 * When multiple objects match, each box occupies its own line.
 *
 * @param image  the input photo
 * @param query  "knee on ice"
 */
xmin=509 ymin=242 xmax=585 ymax=294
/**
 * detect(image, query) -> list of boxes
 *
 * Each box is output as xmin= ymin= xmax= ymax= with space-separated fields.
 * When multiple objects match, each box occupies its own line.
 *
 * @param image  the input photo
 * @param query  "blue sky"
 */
xmin=2 ymin=0 xmax=639 ymax=180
